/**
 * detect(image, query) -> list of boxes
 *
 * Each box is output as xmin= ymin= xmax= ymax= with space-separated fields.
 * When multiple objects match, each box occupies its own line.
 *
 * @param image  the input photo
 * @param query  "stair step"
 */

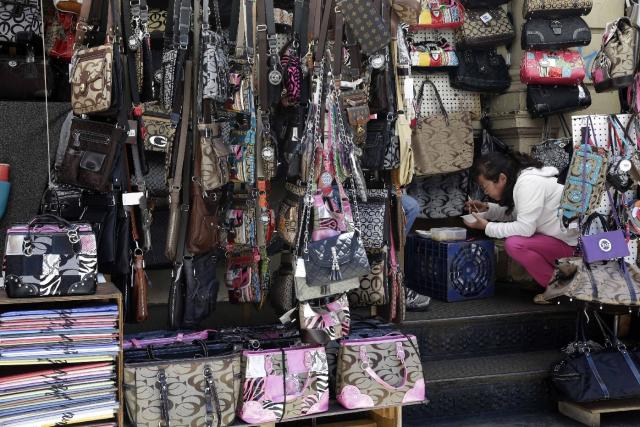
xmin=401 ymin=286 xmax=575 ymax=359
xmin=405 ymin=350 xmax=563 ymax=420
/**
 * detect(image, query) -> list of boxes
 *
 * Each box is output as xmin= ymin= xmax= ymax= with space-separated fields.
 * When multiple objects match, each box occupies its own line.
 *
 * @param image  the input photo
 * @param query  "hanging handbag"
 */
xmin=391 ymin=0 xmax=421 ymax=24
xmin=409 ymin=38 xmax=459 ymax=68
xmin=531 ymin=116 xmax=573 ymax=183
xmin=592 ymin=17 xmax=639 ymax=93
xmin=523 ymin=0 xmax=593 ymax=19
xmin=580 ymin=213 xmax=629 ymax=263
xmin=358 ymin=189 xmax=389 ymax=249
xmin=454 ymin=7 xmax=515 ymax=48
xmin=362 ymin=119 xmax=392 ymax=171
xmin=299 ymin=294 xmax=351 ymax=345
xmin=411 ymin=78 xmax=474 ymax=176
xmin=349 ymin=253 xmax=388 ymax=307
xmin=123 ymin=351 xmax=241 ymax=427
xmin=304 ymin=232 xmax=371 ymax=286
xmin=408 ymin=171 xmax=469 ymax=218
xmin=336 ymin=334 xmax=425 ymax=409
xmin=198 ymin=123 xmax=232 ymax=192
xmin=391 ymin=43 xmax=415 ymax=187
xmin=225 ymin=251 xmax=262 ymax=304
xmin=141 ymin=102 xmax=175 ymax=153
xmin=606 ymin=116 xmax=634 ymax=192
xmin=543 ymin=257 xmax=640 ymax=307
xmin=413 ymin=0 xmax=464 ymax=29
xmin=450 ymin=48 xmax=510 ymax=93
xmin=0 ymin=0 xmax=42 ymax=43
xmin=49 ymin=11 xmax=76 ymax=61
xmin=277 ymin=183 xmax=305 ymax=248
xmin=341 ymin=0 xmax=392 ymax=55
xmin=551 ymin=311 xmax=640 ymax=403
xmin=56 ymin=117 xmax=125 ymax=193
xmin=269 ymin=252 xmax=297 ymax=315
xmin=3 ymin=215 xmax=97 ymax=297
xmin=522 ymin=16 xmax=591 ymax=50
xmin=0 ymin=50 xmax=53 ymax=100
xmin=201 ymin=0 xmax=229 ymax=104
xmin=527 ymin=84 xmax=591 ymax=118
xmin=520 ymin=49 xmax=586 ymax=86
xmin=560 ymin=119 xmax=608 ymax=226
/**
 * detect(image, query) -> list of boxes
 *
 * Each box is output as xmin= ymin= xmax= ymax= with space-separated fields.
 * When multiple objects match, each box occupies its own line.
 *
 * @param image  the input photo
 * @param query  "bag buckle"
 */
xmin=551 ymin=20 xmax=562 ymax=35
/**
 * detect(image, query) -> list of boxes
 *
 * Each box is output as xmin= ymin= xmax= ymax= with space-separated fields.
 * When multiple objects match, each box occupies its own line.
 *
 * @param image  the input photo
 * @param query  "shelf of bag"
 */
xmin=559 ymin=399 xmax=640 ymax=427
xmin=0 ymin=282 xmax=124 ymax=427
xmin=232 ymin=401 xmax=422 ymax=426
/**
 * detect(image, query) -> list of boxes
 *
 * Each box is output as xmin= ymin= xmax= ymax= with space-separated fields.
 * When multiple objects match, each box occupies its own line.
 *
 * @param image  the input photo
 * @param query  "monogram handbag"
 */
xmin=239 ymin=346 xmax=329 ymax=423
xmin=392 ymin=0 xmax=421 ymax=24
xmin=300 ymin=294 xmax=351 ymax=345
xmin=349 ymin=254 xmax=388 ymax=307
xmin=527 ymin=84 xmax=591 ymax=118
xmin=3 ymin=215 xmax=97 ymax=298
xmin=202 ymin=30 xmax=229 ymax=103
xmin=520 ymin=50 xmax=586 ymax=85
xmin=450 ymin=48 xmax=510 ymax=93
xmin=522 ymin=17 xmax=591 ymax=50
xmin=142 ymin=102 xmax=175 ymax=152
xmin=408 ymin=171 xmax=469 ymax=218
xmin=414 ymin=0 xmax=464 ymax=29
xmin=454 ymin=7 xmax=515 ymax=48
xmin=362 ymin=119 xmax=392 ymax=171
xmin=592 ymin=18 xmax=639 ymax=93
xmin=0 ymin=0 xmax=42 ymax=43
xmin=57 ymin=117 xmax=125 ymax=193
xmin=358 ymin=189 xmax=389 ymax=250
xmin=341 ymin=0 xmax=392 ymax=55
xmin=531 ymin=116 xmax=573 ymax=182
xmin=124 ymin=352 xmax=241 ymax=427
xmin=543 ymin=257 xmax=640 ymax=307
xmin=199 ymin=123 xmax=232 ymax=192
xmin=411 ymin=79 xmax=474 ymax=176
xmin=580 ymin=213 xmax=629 ymax=263
xmin=336 ymin=334 xmax=426 ymax=409
xmin=523 ymin=0 xmax=592 ymax=18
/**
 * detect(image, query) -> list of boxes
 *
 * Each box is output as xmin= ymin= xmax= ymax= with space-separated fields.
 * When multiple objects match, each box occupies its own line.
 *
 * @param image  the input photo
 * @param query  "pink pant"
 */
xmin=504 ymin=234 xmax=575 ymax=288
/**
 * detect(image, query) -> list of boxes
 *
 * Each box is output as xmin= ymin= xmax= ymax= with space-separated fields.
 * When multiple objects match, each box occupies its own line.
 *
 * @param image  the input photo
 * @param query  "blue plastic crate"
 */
xmin=406 ymin=236 xmax=495 ymax=302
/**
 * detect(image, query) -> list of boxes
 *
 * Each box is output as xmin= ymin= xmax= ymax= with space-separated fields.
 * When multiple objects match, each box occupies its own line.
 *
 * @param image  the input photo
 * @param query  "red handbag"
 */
xmin=520 ymin=49 xmax=585 ymax=86
xmin=411 ymin=0 xmax=465 ymax=29
xmin=49 ymin=12 xmax=76 ymax=61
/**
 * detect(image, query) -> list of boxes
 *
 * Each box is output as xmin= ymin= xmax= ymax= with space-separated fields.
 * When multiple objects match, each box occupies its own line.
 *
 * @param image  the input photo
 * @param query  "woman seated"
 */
xmin=464 ymin=151 xmax=578 ymax=304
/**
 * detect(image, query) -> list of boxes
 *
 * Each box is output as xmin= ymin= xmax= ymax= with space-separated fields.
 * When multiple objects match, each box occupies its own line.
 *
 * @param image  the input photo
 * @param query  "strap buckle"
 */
xmin=256 ymin=24 xmax=267 ymax=32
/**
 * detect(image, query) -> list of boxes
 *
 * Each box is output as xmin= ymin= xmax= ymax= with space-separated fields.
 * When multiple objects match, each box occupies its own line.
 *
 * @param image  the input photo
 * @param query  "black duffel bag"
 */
xmin=527 ymin=84 xmax=591 ymax=118
xmin=552 ymin=311 xmax=640 ymax=403
xmin=450 ymin=49 xmax=511 ymax=93
xmin=522 ymin=16 xmax=591 ymax=50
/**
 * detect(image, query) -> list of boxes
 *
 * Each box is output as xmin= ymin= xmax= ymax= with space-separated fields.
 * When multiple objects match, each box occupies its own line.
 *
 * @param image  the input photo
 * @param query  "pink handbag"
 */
xmin=520 ymin=50 xmax=586 ymax=85
xmin=336 ymin=334 xmax=426 ymax=409
xmin=123 ymin=330 xmax=211 ymax=349
xmin=239 ymin=345 xmax=329 ymax=424
xmin=299 ymin=294 xmax=351 ymax=344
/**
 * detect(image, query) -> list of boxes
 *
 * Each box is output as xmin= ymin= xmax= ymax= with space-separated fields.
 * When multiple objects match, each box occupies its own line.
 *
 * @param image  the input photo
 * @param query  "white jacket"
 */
xmin=483 ymin=167 xmax=579 ymax=246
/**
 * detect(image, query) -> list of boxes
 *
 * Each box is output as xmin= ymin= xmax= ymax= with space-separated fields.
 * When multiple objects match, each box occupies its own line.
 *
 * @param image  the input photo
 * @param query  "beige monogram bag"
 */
xmin=411 ymin=79 xmax=473 ymax=177
xmin=71 ymin=44 xmax=114 ymax=115
xmin=199 ymin=123 xmax=232 ymax=192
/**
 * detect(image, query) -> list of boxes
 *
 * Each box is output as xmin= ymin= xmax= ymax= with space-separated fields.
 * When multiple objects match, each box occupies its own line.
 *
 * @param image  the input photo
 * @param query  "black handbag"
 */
xmin=450 ymin=49 xmax=511 ymax=93
xmin=531 ymin=115 xmax=573 ymax=185
xmin=552 ymin=311 xmax=640 ymax=403
xmin=527 ymin=84 xmax=592 ymax=118
xmin=522 ymin=16 xmax=591 ymax=50
xmin=305 ymin=232 xmax=371 ymax=286
xmin=0 ymin=52 xmax=53 ymax=100
xmin=461 ymin=0 xmax=508 ymax=7
xmin=362 ymin=119 xmax=391 ymax=170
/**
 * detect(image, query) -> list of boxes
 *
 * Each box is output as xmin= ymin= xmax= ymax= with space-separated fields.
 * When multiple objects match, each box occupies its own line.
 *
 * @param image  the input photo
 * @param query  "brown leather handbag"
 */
xmin=411 ymin=78 xmax=474 ymax=176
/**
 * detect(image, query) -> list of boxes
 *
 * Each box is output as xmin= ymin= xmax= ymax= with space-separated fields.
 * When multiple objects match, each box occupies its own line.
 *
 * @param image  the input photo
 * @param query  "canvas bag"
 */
xmin=336 ymin=334 xmax=426 ymax=409
xmin=411 ymin=78 xmax=473 ymax=176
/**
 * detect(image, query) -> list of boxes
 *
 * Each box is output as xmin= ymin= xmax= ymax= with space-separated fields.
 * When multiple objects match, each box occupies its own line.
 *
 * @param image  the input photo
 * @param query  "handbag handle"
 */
xmin=415 ymin=78 xmax=448 ymax=124
xmin=581 ymin=213 xmax=610 ymax=236
xmin=359 ymin=341 xmax=408 ymax=391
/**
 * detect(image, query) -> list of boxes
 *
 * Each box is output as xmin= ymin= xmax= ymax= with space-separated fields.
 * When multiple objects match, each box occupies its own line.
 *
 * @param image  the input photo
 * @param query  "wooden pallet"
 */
xmin=559 ymin=399 xmax=640 ymax=427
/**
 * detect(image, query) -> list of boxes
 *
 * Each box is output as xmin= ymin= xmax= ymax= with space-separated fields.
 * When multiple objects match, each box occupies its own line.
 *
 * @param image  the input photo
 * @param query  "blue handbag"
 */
xmin=0 ymin=181 xmax=10 ymax=220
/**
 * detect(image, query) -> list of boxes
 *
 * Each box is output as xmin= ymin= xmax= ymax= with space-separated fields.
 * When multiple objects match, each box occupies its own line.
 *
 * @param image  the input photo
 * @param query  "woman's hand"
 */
xmin=464 ymin=200 xmax=489 ymax=213
xmin=464 ymin=213 xmax=488 ymax=231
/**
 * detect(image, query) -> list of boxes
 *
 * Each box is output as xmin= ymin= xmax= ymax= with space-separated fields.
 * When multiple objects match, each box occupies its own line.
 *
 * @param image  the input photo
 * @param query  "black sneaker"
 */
xmin=406 ymin=289 xmax=431 ymax=311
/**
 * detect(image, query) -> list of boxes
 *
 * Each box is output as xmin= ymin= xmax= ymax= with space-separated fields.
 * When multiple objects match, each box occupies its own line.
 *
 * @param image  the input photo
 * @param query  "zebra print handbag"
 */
xmin=3 ymin=215 xmax=97 ymax=297
xmin=299 ymin=294 xmax=351 ymax=345
xmin=238 ymin=345 xmax=330 ymax=423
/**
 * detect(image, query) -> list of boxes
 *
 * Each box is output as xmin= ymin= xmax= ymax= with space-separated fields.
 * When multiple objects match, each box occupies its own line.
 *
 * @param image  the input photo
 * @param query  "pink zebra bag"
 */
xmin=299 ymin=294 xmax=351 ymax=345
xmin=239 ymin=345 xmax=329 ymax=424
xmin=336 ymin=334 xmax=426 ymax=409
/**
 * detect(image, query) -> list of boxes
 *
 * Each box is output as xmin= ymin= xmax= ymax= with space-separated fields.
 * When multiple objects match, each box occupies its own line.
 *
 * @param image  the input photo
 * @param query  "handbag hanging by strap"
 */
xmin=257 ymin=0 xmax=283 ymax=108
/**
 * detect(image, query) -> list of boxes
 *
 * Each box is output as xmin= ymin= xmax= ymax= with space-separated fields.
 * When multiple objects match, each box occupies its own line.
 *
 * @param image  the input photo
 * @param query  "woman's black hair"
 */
xmin=470 ymin=151 xmax=544 ymax=214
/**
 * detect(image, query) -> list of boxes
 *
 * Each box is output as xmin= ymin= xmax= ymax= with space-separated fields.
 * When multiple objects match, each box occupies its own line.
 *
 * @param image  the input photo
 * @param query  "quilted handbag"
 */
xmin=527 ymin=84 xmax=591 ymax=118
xmin=341 ymin=0 xmax=391 ymax=55
xmin=238 ymin=345 xmax=329 ymax=423
xmin=450 ymin=48 xmax=510 ymax=93
xmin=303 ymin=232 xmax=371 ymax=287
xmin=123 ymin=352 xmax=241 ymax=427
xmin=413 ymin=0 xmax=464 ymax=29
xmin=411 ymin=79 xmax=474 ymax=176
xmin=391 ymin=0 xmax=421 ymax=24
xmin=300 ymin=294 xmax=351 ymax=345
xmin=0 ymin=0 xmax=42 ymax=43
xmin=3 ymin=215 xmax=97 ymax=297
xmin=409 ymin=39 xmax=459 ymax=68
xmin=543 ymin=257 xmax=640 ymax=307
xmin=523 ymin=0 xmax=592 ymax=19
xmin=520 ymin=50 xmax=586 ymax=85
xmin=522 ymin=17 xmax=591 ymax=50
xmin=349 ymin=254 xmax=388 ymax=307
xmin=560 ymin=121 xmax=608 ymax=226
xmin=336 ymin=334 xmax=426 ymax=409
xmin=408 ymin=171 xmax=469 ymax=219
xmin=358 ymin=189 xmax=388 ymax=250
xmin=454 ymin=7 xmax=515 ymax=48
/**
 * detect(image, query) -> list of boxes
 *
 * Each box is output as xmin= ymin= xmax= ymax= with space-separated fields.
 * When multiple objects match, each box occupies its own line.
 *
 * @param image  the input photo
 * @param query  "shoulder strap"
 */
xmin=333 ymin=5 xmax=344 ymax=82
xmin=314 ymin=0 xmax=333 ymax=63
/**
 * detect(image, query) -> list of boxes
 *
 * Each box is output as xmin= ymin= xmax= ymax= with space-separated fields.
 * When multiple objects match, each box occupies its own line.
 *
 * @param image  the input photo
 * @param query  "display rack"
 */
xmin=0 ymin=283 xmax=124 ymax=426
xmin=571 ymin=114 xmax=636 ymax=148
xmin=400 ymin=73 xmax=481 ymax=117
